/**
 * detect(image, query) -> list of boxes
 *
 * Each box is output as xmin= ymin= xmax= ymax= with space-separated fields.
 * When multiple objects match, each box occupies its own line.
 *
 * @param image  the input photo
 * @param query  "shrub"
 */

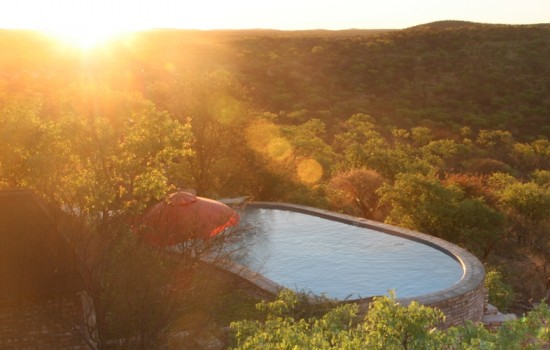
xmin=484 ymin=268 xmax=515 ymax=312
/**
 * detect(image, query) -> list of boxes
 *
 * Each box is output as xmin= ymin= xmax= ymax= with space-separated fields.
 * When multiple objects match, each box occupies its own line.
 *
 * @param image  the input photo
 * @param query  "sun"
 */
xmin=44 ymin=25 xmax=130 ymax=50
xmin=29 ymin=2 xmax=141 ymax=51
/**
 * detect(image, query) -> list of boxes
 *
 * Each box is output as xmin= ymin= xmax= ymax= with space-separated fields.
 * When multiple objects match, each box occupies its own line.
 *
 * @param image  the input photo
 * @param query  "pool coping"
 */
xmin=210 ymin=201 xmax=486 ymax=326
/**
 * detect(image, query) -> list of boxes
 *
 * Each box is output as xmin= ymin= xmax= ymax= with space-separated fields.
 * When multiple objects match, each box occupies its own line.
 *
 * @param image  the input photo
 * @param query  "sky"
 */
xmin=0 ymin=0 xmax=549 ymax=32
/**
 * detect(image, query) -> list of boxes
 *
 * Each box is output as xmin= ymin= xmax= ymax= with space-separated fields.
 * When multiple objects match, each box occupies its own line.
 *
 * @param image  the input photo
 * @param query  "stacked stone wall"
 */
xmin=424 ymin=283 xmax=486 ymax=327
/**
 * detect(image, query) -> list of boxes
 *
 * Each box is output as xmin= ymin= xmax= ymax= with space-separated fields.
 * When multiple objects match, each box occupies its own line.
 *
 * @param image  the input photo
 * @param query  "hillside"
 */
xmin=1 ymin=23 xmax=549 ymax=139
xmin=227 ymin=23 xmax=550 ymax=138
xmin=1 ymin=21 xmax=550 ymax=335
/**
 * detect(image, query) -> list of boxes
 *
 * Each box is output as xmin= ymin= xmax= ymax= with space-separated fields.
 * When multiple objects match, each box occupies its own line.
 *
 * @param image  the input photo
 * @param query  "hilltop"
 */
xmin=407 ymin=20 xmax=485 ymax=30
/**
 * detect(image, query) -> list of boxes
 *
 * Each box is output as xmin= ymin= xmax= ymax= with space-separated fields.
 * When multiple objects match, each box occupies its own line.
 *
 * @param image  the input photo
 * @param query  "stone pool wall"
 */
xmin=220 ymin=202 xmax=486 ymax=327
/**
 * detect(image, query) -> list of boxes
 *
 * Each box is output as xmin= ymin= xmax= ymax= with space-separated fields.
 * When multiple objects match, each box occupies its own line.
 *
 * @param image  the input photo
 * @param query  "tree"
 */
xmin=484 ymin=268 xmax=515 ymax=312
xmin=489 ymin=175 xmax=550 ymax=273
xmin=108 ymin=102 xmax=194 ymax=212
xmin=231 ymin=290 xmax=550 ymax=350
xmin=378 ymin=173 xmax=460 ymax=239
xmin=230 ymin=289 xmax=357 ymax=350
xmin=476 ymin=129 xmax=514 ymax=163
xmin=332 ymin=113 xmax=388 ymax=171
xmin=332 ymin=115 xmax=437 ymax=180
xmin=0 ymin=90 xmax=211 ymax=348
xmin=146 ymin=70 xmax=261 ymax=198
xmin=531 ymin=169 xmax=550 ymax=187
xmin=490 ymin=174 xmax=550 ymax=246
xmin=88 ymin=221 xmax=189 ymax=348
xmin=361 ymin=291 xmax=444 ymax=350
xmin=0 ymin=90 xmax=194 ymax=220
xmin=420 ymin=139 xmax=471 ymax=172
xmin=282 ymin=118 xmax=336 ymax=183
xmin=0 ymin=95 xmax=76 ymax=193
xmin=57 ymin=211 xmax=240 ymax=349
xmin=328 ymin=168 xmax=386 ymax=220
xmin=443 ymin=173 xmax=493 ymax=202
xmin=379 ymin=173 xmax=505 ymax=259
xmin=512 ymin=138 xmax=550 ymax=172
xmin=410 ymin=126 xmax=433 ymax=147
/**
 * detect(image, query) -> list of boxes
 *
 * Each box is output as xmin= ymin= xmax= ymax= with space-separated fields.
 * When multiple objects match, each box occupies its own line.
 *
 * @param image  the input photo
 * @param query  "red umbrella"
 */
xmin=137 ymin=191 xmax=239 ymax=246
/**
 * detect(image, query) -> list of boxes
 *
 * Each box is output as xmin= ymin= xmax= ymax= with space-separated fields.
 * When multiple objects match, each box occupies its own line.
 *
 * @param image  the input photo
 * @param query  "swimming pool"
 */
xmin=230 ymin=206 xmax=464 ymax=300
xmin=217 ymin=202 xmax=486 ymax=326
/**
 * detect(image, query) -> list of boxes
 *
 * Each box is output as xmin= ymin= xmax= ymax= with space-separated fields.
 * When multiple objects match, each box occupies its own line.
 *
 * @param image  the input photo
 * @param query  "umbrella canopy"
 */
xmin=138 ymin=191 xmax=239 ymax=246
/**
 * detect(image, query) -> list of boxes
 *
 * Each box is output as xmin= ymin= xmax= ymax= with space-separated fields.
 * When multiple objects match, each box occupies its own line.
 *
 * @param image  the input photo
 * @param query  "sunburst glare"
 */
xmin=44 ymin=26 xmax=128 ymax=50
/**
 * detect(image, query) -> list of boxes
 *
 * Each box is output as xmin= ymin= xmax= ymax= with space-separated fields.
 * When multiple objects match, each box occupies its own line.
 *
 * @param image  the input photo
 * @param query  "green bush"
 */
xmin=485 ymin=269 xmax=515 ymax=312
xmin=231 ymin=290 xmax=549 ymax=350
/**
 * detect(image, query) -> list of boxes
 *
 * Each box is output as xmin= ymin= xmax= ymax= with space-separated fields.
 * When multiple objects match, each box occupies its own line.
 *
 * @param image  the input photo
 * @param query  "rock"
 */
xmin=484 ymin=303 xmax=498 ymax=315
xmin=482 ymin=313 xmax=517 ymax=330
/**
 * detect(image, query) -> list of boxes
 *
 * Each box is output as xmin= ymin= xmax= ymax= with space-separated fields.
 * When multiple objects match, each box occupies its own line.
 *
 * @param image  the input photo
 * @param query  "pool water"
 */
xmin=230 ymin=208 xmax=464 ymax=300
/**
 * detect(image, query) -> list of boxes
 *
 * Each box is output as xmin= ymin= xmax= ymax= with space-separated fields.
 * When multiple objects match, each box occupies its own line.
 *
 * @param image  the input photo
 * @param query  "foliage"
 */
xmin=0 ymin=92 xmax=193 ymax=220
xmin=513 ymin=138 xmax=550 ymax=172
xmin=328 ymin=167 xmax=386 ymax=219
xmin=115 ymin=103 xmax=194 ymax=211
xmin=360 ymin=291 xmax=444 ymax=350
xmin=484 ymin=269 xmax=515 ymax=312
xmin=58 ymin=206 xmax=239 ymax=349
xmin=498 ymin=182 xmax=550 ymax=224
xmin=494 ymin=302 xmax=550 ymax=349
xmin=230 ymin=289 xmax=360 ymax=350
xmin=489 ymin=173 xmax=550 ymax=265
xmin=99 ymin=229 xmax=187 ymax=348
xmin=231 ymin=290 xmax=550 ymax=350
xmin=3 ymin=24 xmax=550 ymax=342
xmin=232 ymin=24 xmax=550 ymax=139
xmin=379 ymin=173 xmax=505 ymax=259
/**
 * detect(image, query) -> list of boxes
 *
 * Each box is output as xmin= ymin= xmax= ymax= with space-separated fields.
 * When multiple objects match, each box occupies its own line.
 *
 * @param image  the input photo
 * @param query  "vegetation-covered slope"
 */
xmin=3 ymin=23 xmax=550 ymax=138
xmin=231 ymin=23 xmax=550 ymax=138
xmin=1 ymin=23 xmax=549 ymax=321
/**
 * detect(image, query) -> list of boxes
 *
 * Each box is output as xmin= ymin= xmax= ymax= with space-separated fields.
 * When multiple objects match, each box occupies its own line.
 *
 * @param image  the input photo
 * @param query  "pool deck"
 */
xmin=213 ymin=201 xmax=486 ymax=327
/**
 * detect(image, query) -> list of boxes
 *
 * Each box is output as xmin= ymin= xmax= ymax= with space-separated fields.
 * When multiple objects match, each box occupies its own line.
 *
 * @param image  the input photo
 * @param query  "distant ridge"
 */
xmin=406 ymin=20 xmax=550 ymax=32
xmin=407 ymin=20 xmax=485 ymax=30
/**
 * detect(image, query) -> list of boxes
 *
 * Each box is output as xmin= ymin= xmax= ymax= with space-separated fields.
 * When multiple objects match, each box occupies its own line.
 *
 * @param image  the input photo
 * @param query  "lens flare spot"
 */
xmin=165 ymin=62 xmax=176 ymax=72
xmin=297 ymin=158 xmax=323 ymax=184
xmin=246 ymin=118 xmax=293 ymax=160
xmin=209 ymin=94 xmax=243 ymax=124
xmin=245 ymin=119 xmax=281 ymax=153
xmin=267 ymin=137 xmax=292 ymax=161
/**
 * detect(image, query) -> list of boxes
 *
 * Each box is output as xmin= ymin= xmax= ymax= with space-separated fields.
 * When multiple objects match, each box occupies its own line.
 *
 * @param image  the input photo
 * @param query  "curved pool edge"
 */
xmin=216 ymin=201 xmax=486 ymax=327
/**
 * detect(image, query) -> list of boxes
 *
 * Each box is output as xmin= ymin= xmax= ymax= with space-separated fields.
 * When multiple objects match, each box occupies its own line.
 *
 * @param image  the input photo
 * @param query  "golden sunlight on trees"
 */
xmin=245 ymin=118 xmax=292 ymax=161
xmin=488 ymin=172 xmax=550 ymax=271
xmin=328 ymin=168 xmax=386 ymax=220
xmin=231 ymin=290 xmax=550 ymax=350
xmin=379 ymin=173 xmax=505 ymax=260
xmin=0 ymin=91 xmax=193 ymax=220
xmin=2 ymin=25 xmax=550 ymax=346
xmin=297 ymin=158 xmax=323 ymax=184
